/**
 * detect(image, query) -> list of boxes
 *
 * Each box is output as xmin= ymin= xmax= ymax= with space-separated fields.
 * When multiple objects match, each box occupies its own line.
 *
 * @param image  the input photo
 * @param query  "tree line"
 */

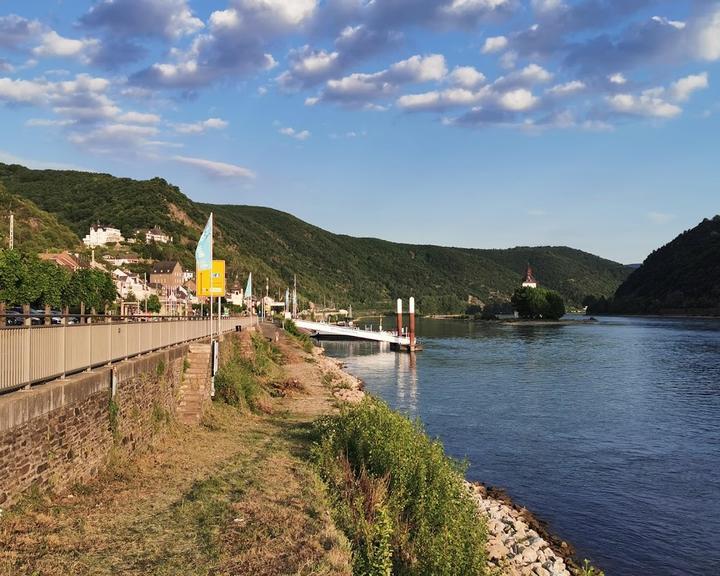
xmin=0 ymin=249 xmax=116 ymax=314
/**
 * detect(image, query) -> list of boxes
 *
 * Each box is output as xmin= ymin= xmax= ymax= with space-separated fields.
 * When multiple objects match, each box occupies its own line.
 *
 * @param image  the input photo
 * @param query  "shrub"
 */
xmin=283 ymin=319 xmax=314 ymax=353
xmin=313 ymin=399 xmax=486 ymax=576
xmin=214 ymin=361 xmax=265 ymax=412
xmin=511 ymin=286 xmax=566 ymax=320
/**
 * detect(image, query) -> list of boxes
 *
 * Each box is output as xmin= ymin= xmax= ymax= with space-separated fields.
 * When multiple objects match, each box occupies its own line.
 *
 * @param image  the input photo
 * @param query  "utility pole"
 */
xmin=293 ymin=274 xmax=297 ymax=319
xmin=9 ymin=212 xmax=14 ymax=250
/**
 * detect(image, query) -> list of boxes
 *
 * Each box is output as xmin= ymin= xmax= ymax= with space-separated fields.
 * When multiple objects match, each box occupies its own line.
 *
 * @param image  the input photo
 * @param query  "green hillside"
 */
xmin=593 ymin=216 xmax=720 ymax=315
xmin=0 ymin=162 xmax=629 ymax=313
xmin=0 ymin=182 xmax=80 ymax=254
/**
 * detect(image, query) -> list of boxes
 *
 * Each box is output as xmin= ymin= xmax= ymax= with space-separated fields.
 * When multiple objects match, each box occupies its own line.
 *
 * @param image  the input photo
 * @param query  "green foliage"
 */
xmin=0 ymin=182 xmax=80 ymax=253
xmin=214 ymin=361 xmax=263 ymax=412
xmin=313 ymin=399 xmax=487 ymax=576
xmin=590 ymin=215 xmax=720 ymax=315
xmin=0 ymin=249 xmax=115 ymax=310
xmin=108 ymin=397 xmax=120 ymax=442
xmin=144 ymin=294 xmax=161 ymax=313
xmin=511 ymin=287 xmax=566 ymax=320
xmin=283 ymin=318 xmax=314 ymax=353
xmin=156 ymin=359 xmax=166 ymax=376
xmin=579 ymin=559 xmax=605 ymax=576
xmin=213 ymin=335 xmax=280 ymax=413
xmin=0 ymin=161 xmax=629 ymax=312
xmin=63 ymin=268 xmax=117 ymax=311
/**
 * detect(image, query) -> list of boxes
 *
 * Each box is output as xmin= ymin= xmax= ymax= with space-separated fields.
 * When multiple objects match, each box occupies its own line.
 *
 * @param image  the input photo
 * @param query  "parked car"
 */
xmin=4 ymin=310 xmax=23 ymax=326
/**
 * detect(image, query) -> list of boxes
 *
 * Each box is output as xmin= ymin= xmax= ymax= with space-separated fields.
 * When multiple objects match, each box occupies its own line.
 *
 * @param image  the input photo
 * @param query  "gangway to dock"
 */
xmin=295 ymin=320 xmax=413 ymax=348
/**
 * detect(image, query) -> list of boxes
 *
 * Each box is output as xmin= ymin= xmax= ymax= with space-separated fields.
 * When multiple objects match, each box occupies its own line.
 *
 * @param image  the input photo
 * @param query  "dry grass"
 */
xmin=0 ymin=328 xmax=352 ymax=576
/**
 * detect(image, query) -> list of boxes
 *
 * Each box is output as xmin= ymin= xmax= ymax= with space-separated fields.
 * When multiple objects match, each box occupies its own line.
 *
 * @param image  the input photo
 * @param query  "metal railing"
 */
xmin=0 ymin=316 xmax=246 ymax=393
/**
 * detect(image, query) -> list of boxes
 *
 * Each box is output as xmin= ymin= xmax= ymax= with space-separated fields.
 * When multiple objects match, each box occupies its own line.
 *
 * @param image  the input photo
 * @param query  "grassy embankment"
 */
xmin=0 ymin=327 xmax=488 ymax=575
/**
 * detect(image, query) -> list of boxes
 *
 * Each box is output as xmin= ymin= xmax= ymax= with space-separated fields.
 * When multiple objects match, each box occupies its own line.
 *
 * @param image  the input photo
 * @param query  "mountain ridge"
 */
xmin=0 ymin=162 xmax=630 ymax=312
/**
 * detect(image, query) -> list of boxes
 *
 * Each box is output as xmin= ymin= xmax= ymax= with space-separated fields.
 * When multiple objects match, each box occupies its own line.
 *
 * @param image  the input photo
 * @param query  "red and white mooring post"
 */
xmin=409 ymin=297 xmax=416 ymax=349
xmin=396 ymin=298 xmax=403 ymax=337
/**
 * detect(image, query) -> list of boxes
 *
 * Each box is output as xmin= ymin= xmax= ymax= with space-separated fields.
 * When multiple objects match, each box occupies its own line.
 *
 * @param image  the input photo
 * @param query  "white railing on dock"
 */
xmin=0 ymin=317 xmax=245 ymax=393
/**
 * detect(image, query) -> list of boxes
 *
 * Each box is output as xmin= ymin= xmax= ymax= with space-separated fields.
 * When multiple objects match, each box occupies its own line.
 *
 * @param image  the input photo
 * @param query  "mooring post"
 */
xmin=396 ymin=298 xmax=403 ymax=338
xmin=409 ymin=297 xmax=416 ymax=350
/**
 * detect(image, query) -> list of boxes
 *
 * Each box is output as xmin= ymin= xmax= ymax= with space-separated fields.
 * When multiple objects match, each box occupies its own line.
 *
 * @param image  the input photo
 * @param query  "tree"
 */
xmin=125 ymin=289 xmax=137 ymax=302
xmin=62 ymin=268 xmax=117 ymax=312
xmin=511 ymin=286 xmax=565 ymax=320
xmin=144 ymin=294 xmax=161 ymax=313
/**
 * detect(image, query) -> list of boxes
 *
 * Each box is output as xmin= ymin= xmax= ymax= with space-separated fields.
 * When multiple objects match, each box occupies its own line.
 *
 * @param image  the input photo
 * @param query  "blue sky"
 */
xmin=0 ymin=0 xmax=718 ymax=263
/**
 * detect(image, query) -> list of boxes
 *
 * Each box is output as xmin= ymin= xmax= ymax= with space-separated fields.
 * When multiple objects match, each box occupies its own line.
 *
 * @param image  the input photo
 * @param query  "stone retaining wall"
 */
xmin=0 ymin=335 xmax=241 ymax=508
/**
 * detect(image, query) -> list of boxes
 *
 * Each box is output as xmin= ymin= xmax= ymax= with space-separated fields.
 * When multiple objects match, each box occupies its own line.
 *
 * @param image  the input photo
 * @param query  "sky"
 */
xmin=0 ymin=0 xmax=718 ymax=264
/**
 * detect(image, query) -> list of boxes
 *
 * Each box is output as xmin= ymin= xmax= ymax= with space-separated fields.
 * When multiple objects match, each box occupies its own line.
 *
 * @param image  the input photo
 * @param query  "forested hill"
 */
xmin=594 ymin=216 xmax=720 ymax=315
xmin=0 ymin=162 xmax=629 ymax=313
xmin=0 ymin=182 xmax=79 ymax=254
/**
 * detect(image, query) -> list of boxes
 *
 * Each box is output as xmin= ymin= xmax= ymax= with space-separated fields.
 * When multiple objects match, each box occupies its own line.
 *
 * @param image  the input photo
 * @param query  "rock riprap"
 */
xmin=468 ymin=482 xmax=574 ymax=576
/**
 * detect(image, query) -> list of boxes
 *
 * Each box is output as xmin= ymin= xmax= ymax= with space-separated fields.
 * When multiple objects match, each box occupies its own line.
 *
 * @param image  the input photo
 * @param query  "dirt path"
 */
xmin=0 ymin=327 xmax=353 ymax=576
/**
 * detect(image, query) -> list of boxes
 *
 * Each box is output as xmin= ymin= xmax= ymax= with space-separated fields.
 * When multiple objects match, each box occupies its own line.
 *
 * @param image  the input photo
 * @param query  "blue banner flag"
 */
xmin=195 ymin=214 xmax=213 ymax=272
xmin=245 ymin=272 xmax=252 ymax=300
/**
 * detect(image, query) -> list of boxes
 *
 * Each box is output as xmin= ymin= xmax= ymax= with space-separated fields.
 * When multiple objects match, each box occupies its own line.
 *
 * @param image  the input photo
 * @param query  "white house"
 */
xmin=83 ymin=225 xmax=125 ymax=247
xmin=113 ymin=269 xmax=155 ymax=301
xmin=229 ymin=287 xmax=245 ymax=306
xmin=145 ymin=226 xmax=172 ymax=244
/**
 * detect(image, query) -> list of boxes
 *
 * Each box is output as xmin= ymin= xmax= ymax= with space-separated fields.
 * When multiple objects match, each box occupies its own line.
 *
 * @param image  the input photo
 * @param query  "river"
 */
xmin=321 ymin=316 xmax=720 ymax=576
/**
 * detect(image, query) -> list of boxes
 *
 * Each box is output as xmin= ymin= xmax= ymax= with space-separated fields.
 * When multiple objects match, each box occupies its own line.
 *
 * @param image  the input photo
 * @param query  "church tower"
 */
xmin=522 ymin=263 xmax=537 ymax=288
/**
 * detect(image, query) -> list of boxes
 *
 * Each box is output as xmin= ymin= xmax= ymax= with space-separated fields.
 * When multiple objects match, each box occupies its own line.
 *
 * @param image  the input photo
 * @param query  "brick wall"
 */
xmin=0 ymin=334 xmax=245 ymax=509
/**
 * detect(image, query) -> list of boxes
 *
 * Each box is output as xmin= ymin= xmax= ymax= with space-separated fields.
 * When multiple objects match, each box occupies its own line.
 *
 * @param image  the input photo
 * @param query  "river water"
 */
xmin=321 ymin=316 xmax=720 ymax=576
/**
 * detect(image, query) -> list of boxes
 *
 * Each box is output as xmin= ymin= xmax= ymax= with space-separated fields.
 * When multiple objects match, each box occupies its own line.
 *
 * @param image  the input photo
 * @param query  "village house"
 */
xmin=145 ymin=226 xmax=172 ymax=244
xmin=149 ymin=260 xmax=183 ymax=291
xmin=83 ymin=224 xmax=125 ymax=247
xmin=103 ymin=253 xmax=141 ymax=267
xmin=39 ymin=251 xmax=82 ymax=272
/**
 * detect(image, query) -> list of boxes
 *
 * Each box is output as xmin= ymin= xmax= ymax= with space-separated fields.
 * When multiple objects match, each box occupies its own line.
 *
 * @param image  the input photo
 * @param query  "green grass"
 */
xmin=313 ymin=398 xmax=487 ymax=576
xmin=213 ymin=333 xmax=284 ymax=413
xmin=283 ymin=319 xmax=315 ymax=353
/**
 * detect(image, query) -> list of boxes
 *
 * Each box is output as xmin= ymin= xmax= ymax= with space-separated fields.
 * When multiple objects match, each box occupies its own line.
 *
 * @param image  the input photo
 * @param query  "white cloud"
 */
xmin=26 ymin=118 xmax=75 ymax=127
xmin=547 ymin=80 xmax=585 ymax=96
xmin=531 ymin=0 xmax=564 ymax=13
xmin=117 ymin=111 xmax=161 ymax=124
xmin=32 ymin=31 xmax=99 ymax=61
xmin=647 ymin=211 xmax=675 ymax=224
xmin=607 ymin=91 xmax=681 ymax=118
xmin=310 ymin=54 xmax=447 ymax=106
xmin=448 ymin=66 xmax=486 ymax=88
xmin=173 ymin=155 xmax=255 ymax=179
xmin=695 ymin=6 xmax=720 ymax=61
xmin=0 ymin=77 xmax=48 ymax=104
xmin=68 ymin=123 xmax=159 ymax=152
xmin=669 ymin=72 xmax=709 ymax=102
xmin=493 ymin=64 xmax=552 ymax=90
xmin=498 ymin=88 xmax=537 ymax=111
xmin=82 ymin=0 xmax=203 ymax=39
xmin=173 ymin=117 xmax=229 ymax=134
xmin=279 ymin=126 xmax=311 ymax=140
xmin=608 ymin=73 xmax=627 ymax=85
xmin=651 ymin=16 xmax=686 ymax=30
xmin=389 ymin=54 xmax=447 ymax=83
xmin=482 ymin=35 xmax=508 ymax=54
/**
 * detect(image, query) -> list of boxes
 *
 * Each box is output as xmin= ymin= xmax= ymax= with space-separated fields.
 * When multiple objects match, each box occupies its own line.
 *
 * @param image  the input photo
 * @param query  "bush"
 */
xmin=214 ymin=361 xmax=264 ymax=412
xmin=313 ymin=399 xmax=487 ymax=576
xmin=283 ymin=318 xmax=314 ymax=353
xmin=511 ymin=286 xmax=566 ymax=320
